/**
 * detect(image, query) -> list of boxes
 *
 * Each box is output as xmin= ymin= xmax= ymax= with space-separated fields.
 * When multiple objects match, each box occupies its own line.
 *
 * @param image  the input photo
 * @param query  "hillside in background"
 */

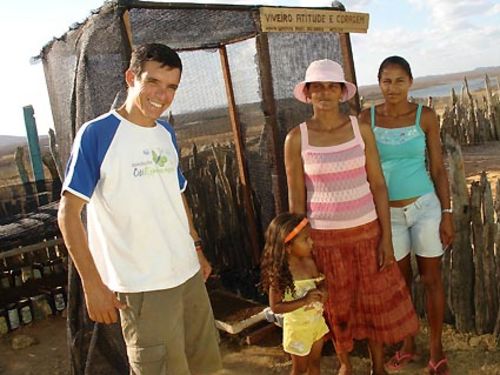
xmin=0 ymin=135 xmax=49 ymax=156
xmin=359 ymin=65 xmax=500 ymax=99
xmin=1 ymin=66 xmax=499 ymax=152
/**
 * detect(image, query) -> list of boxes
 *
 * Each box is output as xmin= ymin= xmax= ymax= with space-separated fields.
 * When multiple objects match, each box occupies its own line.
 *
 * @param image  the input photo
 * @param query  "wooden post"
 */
xmin=339 ymin=33 xmax=360 ymax=114
xmin=15 ymin=146 xmax=37 ymax=213
xmin=48 ymin=128 xmax=63 ymax=181
xmin=471 ymin=181 xmax=488 ymax=333
xmin=494 ymin=178 xmax=500 ymax=337
xmin=219 ymin=45 xmax=261 ymax=265
xmin=443 ymin=135 xmax=474 ymax=331
xmin=464 ymin=77 xmax=479 ymax=144
xmin=255 ymin=32 xmax=287 ymax=215
xmin=481 ymin=172 xmax=498 ymax=332
xmin=485 ymin=74 xmax=500 ymax=140
xmin=23 ymin=106 xmax=45 ymax=183
xmin=15 ymin=146 xmax=30 ymax=185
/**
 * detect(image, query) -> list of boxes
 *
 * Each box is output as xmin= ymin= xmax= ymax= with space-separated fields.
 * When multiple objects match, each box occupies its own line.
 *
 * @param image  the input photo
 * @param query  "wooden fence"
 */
xmin=415 ymin=135 xmax=500 ymax=336
xmin=440 ymin=75 xmax=500 ymax=145
xmin=182 ymin=143 xmax=264 ymax=299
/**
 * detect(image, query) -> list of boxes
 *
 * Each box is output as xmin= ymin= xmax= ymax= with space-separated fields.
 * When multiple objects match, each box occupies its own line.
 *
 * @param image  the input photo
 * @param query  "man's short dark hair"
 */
xmin=129 ymin=43 xmax=182 ymax=76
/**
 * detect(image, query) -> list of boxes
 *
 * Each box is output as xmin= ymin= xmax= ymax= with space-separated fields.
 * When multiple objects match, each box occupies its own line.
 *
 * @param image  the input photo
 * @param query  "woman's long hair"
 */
xmin=260 ymin=212 xmax=306 ymax=296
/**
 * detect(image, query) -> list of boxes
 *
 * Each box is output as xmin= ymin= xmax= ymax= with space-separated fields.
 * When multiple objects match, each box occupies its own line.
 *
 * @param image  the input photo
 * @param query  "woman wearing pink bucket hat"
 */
xmin=292 ymin=59 xmax=357 ymax=103
xmin=285 ymin=59 xmax=419 ymax=375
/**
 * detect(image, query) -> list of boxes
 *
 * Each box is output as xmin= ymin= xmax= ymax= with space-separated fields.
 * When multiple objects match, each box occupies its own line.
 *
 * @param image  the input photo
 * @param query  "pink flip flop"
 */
xmin=428 ymin=357 xmax=450 ymax=375
xmin=385 ymin=351 xmax=420 ymax=372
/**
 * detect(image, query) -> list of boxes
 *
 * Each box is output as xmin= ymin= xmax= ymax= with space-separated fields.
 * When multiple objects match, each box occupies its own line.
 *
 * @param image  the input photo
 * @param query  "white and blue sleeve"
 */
xmin=159 ymin=120 xmax=187 ymax=192
xmin=62 ymin=114 xmax=120 ymax=201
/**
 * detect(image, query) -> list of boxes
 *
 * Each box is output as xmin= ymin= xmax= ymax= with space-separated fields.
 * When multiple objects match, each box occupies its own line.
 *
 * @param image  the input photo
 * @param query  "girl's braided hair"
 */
xmin=260 ymin=212 xmax=306 ymax=296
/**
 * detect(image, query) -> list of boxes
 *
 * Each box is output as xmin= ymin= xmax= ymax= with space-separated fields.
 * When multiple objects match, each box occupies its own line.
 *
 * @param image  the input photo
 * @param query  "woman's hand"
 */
xmin=378 ymin=237 xmax=396 ymax=271
xmin=440 ymin=213 xmax=454 ymax=250
xmin=319 ymin=288 xmax=328 ymax=304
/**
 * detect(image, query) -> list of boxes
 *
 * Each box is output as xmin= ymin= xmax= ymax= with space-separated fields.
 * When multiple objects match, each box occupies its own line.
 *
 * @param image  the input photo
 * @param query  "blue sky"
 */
xmin=2 ymin=0 xmax=499 ymax=136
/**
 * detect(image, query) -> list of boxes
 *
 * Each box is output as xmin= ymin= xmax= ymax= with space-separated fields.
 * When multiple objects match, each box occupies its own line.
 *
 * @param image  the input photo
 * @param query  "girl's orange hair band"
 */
xmin=284 ymin=218 xmax=309 ymax=243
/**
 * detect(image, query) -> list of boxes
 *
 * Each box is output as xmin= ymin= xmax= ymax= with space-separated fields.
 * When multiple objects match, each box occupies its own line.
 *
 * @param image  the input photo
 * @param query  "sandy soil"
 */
xmin=460 ymin=141 xmax=500 ymax=197
xmin=0 ymin=315 xmax=498 ymax=375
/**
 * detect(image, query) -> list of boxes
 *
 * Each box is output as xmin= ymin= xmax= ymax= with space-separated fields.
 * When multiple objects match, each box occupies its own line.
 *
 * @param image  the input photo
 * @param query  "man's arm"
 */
xmin=181 ymin=193 xmax=212 ymax=281
xmin=58 ymin=192 xmax=125 ymax=324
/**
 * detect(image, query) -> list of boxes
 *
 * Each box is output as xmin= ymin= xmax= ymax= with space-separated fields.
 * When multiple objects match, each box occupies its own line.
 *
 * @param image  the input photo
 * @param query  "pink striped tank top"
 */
xmin=300 ymin=116 xmax=378 ymax=229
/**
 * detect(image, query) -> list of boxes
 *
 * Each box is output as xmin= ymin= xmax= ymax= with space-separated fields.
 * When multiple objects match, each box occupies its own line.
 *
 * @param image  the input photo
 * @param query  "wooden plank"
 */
xmin=219 ymin=46 xmax=261 ymax=265
xmin=245 ymin=323 xmax=277 ymax=345
xmin=121 ymin=9 xmax=134 ymax=48
xmin=216 ymin=310 xmax=266 ymax=335
xmin=0 ymin=238 xmax=64 ymax=260
xmin=443 ymin=135 xmax=474 ymax=332
xmin=209 ymin=289 xmax=266 ymax=334
xmin=481 ymin=172 xmax=498 ymax=332
xmin=471 ymin=181 xmax=488 ymax=333
xmin=258 ymin=7 xmax=369 ymax=34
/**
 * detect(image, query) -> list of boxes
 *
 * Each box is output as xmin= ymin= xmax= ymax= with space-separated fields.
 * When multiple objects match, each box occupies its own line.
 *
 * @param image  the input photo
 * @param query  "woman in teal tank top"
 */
xmin=360 ymin=56 xmax=454 ymax=375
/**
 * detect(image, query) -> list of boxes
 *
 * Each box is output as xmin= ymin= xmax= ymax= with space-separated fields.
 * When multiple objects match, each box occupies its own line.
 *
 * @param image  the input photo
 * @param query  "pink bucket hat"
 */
xmin=293 ymin=59 xmax=357 ymax=103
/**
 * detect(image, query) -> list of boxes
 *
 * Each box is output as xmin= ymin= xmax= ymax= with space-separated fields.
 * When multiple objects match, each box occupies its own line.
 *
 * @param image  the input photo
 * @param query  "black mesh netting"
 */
xmin=129 ymin=7 xmax=257 ymax=49
xmin=39 ymin=2 xmax=347 ymax=373
xmin=41 ymin=4 xmax=132 ymax=374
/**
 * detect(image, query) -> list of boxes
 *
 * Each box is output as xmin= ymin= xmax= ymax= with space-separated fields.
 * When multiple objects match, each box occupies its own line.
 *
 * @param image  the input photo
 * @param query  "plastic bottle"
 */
xmin=6 ymin=302 xmax=20 ymax=330
xmin=0 ymin=308 xmax=9 ymax=335
xmin=17 ymin=298 xmax=33 ymax=325
xmin=52 ymin=286 xmax=66 ymax=312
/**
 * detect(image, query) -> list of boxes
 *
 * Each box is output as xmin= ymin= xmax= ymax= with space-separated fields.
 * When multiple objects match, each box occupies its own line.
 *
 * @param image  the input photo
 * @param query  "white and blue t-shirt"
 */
xmin=62 ymin=110 xmax=200 ymax=293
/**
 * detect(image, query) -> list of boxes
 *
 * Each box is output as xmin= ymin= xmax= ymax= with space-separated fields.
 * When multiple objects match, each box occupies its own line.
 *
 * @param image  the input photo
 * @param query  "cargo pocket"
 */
xmin=118 ymin=292 xmax=145 ymax=346
xmin=127 ymin=344 xmax=166 ymax=375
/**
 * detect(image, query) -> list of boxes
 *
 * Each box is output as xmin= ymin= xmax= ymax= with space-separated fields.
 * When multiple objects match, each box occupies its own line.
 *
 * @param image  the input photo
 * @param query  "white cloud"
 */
xmin=347 ymin=0 xmax=375 ymax=10
xmin=413 ymin=0 xmax=495 ymax=31
xmin=492 ymin=3 xmax=500 ymax=14
xmin=352 ymin=20 xmax=500 ymax=84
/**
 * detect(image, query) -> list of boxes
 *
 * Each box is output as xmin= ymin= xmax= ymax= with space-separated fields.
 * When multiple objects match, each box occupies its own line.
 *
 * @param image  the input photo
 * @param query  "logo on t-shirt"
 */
xmin=132 ymin=148 xmax=175 ymax=177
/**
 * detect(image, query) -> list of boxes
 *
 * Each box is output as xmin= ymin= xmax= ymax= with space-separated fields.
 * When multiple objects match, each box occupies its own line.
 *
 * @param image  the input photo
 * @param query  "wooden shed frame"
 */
xmin=40 ymin=0 xmax=364 ymax=264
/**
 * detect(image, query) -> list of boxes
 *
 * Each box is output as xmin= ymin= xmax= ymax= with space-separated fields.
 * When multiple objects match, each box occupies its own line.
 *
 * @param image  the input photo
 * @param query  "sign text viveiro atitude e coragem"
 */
xmin=260 ymin=7 xmax=369 ymax=33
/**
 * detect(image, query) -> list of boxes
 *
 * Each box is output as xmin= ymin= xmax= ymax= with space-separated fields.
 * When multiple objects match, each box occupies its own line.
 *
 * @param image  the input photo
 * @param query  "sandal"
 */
xmin=428 ymin=357 xmax=450 ymax=375
xmin=385 ymin=351 xmax=420 ymax=372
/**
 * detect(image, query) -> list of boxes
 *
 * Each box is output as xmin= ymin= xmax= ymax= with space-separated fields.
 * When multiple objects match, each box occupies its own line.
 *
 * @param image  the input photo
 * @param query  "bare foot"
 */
xmin=337 ymin=364 xmax=352 ymax=375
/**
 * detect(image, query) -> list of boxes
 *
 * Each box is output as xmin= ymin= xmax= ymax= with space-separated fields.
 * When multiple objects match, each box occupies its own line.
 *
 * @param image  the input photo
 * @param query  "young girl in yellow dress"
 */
xmin=261 ymin=213 xmax=329 ymax=375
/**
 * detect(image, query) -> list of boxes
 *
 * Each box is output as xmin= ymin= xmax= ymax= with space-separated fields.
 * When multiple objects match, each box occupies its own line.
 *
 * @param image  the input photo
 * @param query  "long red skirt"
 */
xmin=311 ymin=220 xmax=419 ymax=353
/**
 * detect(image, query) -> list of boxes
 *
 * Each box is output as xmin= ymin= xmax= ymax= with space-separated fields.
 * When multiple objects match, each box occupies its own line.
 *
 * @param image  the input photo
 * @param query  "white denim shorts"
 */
xmin=390 ymin=192 xmax=444 ymax=261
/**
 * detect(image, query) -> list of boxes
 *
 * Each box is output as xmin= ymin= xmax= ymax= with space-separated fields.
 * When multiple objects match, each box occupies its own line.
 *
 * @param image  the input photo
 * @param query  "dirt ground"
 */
xmin=460 ymin=141 xmax=500 ymax=196
xmin=0 ymin=314 xmax=498 ymax=375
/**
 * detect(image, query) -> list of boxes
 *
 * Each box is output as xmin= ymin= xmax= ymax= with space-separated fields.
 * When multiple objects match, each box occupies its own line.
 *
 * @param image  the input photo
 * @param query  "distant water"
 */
xmin=409 ymin=77 xmax=496 ymax=99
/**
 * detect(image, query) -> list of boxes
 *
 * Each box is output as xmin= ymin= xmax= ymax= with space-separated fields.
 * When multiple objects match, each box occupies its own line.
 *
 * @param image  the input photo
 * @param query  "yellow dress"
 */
xmin=282 ymin=275 xmax=330 ymax=356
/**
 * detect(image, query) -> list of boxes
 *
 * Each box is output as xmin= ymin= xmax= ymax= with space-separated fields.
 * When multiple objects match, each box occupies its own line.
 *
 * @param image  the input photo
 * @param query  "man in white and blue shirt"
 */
xmin=58 ymin=44 xmax=221 ymax=375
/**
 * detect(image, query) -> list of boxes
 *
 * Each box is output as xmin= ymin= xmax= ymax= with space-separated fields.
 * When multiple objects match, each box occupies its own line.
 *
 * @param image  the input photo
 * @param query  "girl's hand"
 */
xmin=304 ymin=289 xmax=323 ymax=306
xmin=440 ymin=213 xmax=454 ymax=250
xmin=378 ymin=237 xmax=395 ymax=271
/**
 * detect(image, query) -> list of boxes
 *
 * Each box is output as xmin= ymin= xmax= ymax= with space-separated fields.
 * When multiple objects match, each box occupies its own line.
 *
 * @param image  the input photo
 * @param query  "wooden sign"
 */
xmin=259 ymin=7 xmax=369 ymax=33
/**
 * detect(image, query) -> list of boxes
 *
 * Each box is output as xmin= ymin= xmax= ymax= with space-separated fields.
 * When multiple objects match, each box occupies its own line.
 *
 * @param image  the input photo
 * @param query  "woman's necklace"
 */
xmin=310 ymin=117 xmax=350 ymax=133
xmin=378 ymin=106 xmax=416 ymax=119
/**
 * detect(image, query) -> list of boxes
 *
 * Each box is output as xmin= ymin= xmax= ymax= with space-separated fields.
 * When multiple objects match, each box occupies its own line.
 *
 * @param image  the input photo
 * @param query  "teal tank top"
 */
xmin=371 ymin=104 xmax=435 ymax=201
